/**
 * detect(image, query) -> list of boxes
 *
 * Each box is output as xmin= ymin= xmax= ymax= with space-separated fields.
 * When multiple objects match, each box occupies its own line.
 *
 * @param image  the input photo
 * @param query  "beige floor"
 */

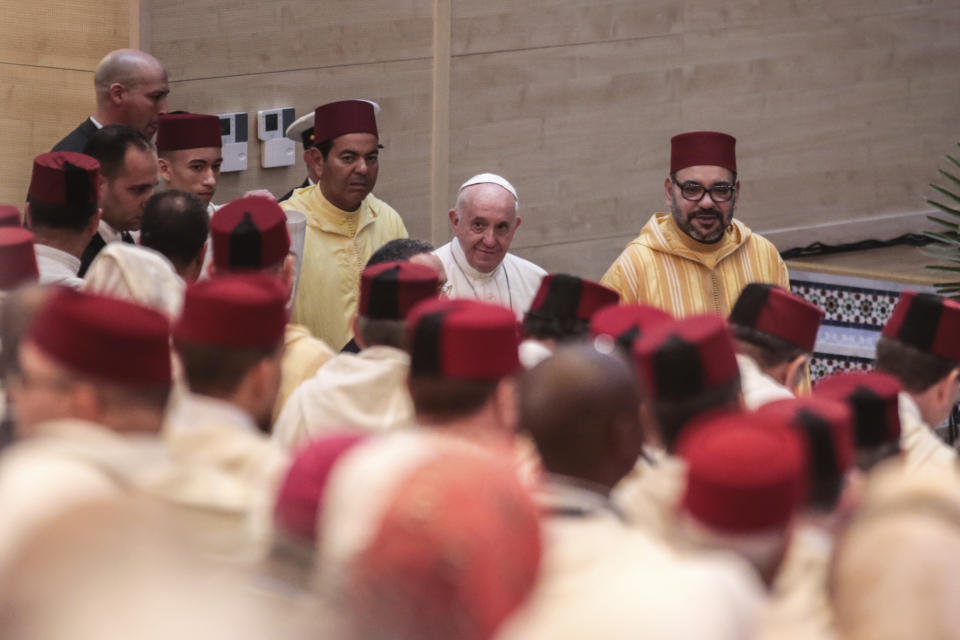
xmin=786 ymin=244 xmax=958 ymax=286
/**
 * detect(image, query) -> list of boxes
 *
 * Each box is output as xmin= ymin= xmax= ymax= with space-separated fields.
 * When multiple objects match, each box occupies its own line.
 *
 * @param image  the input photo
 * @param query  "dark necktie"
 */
xmin=121 ymin=231 xmax=134 ymax=244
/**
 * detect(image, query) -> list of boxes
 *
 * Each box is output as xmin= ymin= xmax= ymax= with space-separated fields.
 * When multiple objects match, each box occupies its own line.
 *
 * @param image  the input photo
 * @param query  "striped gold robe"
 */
xmin=601 ymin=212 xmax=790 ymax=318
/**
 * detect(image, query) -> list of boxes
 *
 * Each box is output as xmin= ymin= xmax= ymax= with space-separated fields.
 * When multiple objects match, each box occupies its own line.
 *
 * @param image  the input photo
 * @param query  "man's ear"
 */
xmin=69 ymin=381 xmax=101 ymax=423
xmin=86 ymin=208 xmax=102 ymax=238
xmin=664 ymin=176 xmax=674 ymax=209
xmin=24 ymin=203 xmax=32 ymax=229
xmin=935 ymin=368 xmax=960 ymax=408
xmin=107 ymin=82 xmax=126 ymax=106
xmin=304 ymin=147 xmax=324 ymax=179
xmin=192 ymin=240 xmax=207 ymax=267
xmin=493 ymin=376 xmax=519 ymax=434
xmin=448 ymin=208 xmax=458 ymax=229
xmin=156 ymin=155 xmax=172 ymax=182
xmin=784 ymin=354 xmax=810 ymax=391
xmin=514 ymin=215 xmax=522 ymax=230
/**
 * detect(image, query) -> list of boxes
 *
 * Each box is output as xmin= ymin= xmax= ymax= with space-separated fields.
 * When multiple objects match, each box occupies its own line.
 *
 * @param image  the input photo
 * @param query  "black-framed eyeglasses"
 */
xmin=671 ymin=177 xmax=736 ymax=203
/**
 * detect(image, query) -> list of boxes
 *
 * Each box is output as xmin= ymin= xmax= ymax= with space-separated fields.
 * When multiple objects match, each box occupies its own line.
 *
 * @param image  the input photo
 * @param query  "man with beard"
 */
xmin=163 ymin=274 xmax=291 ymax=555
xmin=601 ymin=131 xmax=789 ymax=317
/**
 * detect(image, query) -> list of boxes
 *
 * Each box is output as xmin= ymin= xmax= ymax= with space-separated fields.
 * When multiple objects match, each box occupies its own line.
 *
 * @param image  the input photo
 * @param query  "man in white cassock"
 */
xmin=434 ymin=173 xmax=546 ymax=319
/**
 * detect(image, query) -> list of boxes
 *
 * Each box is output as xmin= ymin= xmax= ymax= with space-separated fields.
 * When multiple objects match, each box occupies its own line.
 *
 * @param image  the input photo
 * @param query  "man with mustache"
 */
xmin=281 ymin=100 xmax=408 ymax=350
xmin=601 ymin=131 xmax=789 ymax=317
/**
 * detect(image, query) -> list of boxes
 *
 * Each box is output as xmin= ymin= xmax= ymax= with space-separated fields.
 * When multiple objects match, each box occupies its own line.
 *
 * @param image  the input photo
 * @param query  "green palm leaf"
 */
xmin=925 ymin=144 xmax=960 ymax=299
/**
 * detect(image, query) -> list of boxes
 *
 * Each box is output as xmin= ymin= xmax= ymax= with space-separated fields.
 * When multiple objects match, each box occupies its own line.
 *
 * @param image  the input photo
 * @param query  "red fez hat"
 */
xmin=174 ymin=274 xmax=288 ymax=349
xmin=0 ymin=227 xmax=39 ymax=290
xmin=211 ymin=196 xmax=290 ymax=270
xmin=313 ymin=100 xmax=378 ymax=145
xmin=632 ymin=314 xmax=740 ymax=401
xmin=679 ymin=412 xmax=807 ymax=533
xmin=27 ymin=288 xmax=171 ymax=386
xmin=407 ymin=299 xmax=520 ymax=380
xmin=814 ymin=371 xmax=901 ymax=453
xmin=28 ymin=152 xmax=100 ymax=207
xmin=729 ymin=283 xmax=825 ymax=352
xmin=670 ymin=131 xmax=737 ymax=175
xmin=589 ymin=304 xmax=672 ymax=350
xmin=525 ymin=274 xmax=619 ymax=323
xmin=759 ymin=397 xmax=854 ymax=508
xmin=349 ymin=453 xmax=541 ymax=640
xmin=156 ymin=113 xmax=223 ymax=151
xmin=274 ymin=430 xmax=369 ymax=544
xmin=360 ymin=261 xmax=440 ymax=321
xmin=882 ymin=290 xmax=960 ymax=363
xmin=0 ymin=205 xmax=21 ymax=227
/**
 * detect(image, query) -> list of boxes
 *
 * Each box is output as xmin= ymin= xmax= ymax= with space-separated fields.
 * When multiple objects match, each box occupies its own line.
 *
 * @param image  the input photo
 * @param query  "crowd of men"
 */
xmin=0 ymin=47 xmax=959 ymax=640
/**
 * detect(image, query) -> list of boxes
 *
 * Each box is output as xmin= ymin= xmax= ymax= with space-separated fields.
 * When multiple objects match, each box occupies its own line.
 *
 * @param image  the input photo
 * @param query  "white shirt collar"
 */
xmin=97 ymin=219 xmax=125 ymax=244
xmin=167 ymin=391 xmax=258 ymax=434
xmin=537 ymin=473 xmax=625 ymax=522
xmin=898 ymin=390 xmax=925 ymax=425
xmin=34 ymin=243 xmax=81 ymax=272
xmin=89 ymin=116 xmax=104 ymax=129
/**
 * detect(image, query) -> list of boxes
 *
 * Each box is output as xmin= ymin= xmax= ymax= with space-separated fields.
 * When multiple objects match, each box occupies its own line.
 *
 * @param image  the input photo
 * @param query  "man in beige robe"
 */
xmin=874 ymin=290 xmax=960 ymax=472
xmin=208 ymin=195 xmax=335 ymax=426
xmin=814 ymin=370 xmax=904 ymax=472
xmin=0 ymin=289 xmax=176 ymax=565
xmin=404 ymin=297 xmax=543 ymax=482
xmin=754 ymin=397 xmax=856 ymax=640
xmin=25 ymin=152 xmax=102 ymax=289
xmin=728 ymin=283 xmax=825 ymax=409
xmin=673 ymin=410 xmax=807 ymax=588
xmin=500 ymin=344 xmax=764 ymax=640
xmin=281 ymin=100 xmax=408 ymax=349
xmin=272 ymin=261 xmax=439 ymax=451
xmin=165 ymin=274 xmax=292 ymax=557
xmin=612 ymin=314 xmax=743 ymax=538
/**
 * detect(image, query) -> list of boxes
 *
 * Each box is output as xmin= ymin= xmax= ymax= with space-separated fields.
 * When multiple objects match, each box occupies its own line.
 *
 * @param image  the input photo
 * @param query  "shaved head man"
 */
xmin=521 ymin=344 xmax=644 ymax=491
xmin=53 ymin=49 xmax=169 ymax=153
xmin=505 ymin=344 xmax=766 ymax=640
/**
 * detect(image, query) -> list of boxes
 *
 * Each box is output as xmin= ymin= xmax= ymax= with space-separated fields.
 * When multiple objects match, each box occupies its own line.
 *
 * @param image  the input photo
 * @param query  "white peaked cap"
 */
xmin=285 ymin=112 xmax=314 ymax=143
xmin=359 ymin=99 xmax=382 ymax=116
xmin=285 ymin=100 xmax=382 ymax=143
xmin=458 ymin=173 xmax=518 ymax=201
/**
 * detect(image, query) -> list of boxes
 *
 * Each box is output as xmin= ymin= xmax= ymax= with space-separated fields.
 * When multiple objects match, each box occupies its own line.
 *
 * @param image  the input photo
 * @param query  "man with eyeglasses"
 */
xmin=601 ymin=131 xmax=789 ymax=317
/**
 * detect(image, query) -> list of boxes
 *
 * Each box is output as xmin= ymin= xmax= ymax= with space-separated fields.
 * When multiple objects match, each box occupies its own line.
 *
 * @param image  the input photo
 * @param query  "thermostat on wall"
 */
xmin=258 ymin=107 xmax=296 ymax=168
xmin=218 ymin=112 xmax=248 ymax=172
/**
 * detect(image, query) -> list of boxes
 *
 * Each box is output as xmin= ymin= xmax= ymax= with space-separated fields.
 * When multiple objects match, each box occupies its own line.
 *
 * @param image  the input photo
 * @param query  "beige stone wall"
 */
xmin=0 ymin=0 xmax=134 ymax=209
xmin=147 ymin=0 xmax=960 ymax=278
